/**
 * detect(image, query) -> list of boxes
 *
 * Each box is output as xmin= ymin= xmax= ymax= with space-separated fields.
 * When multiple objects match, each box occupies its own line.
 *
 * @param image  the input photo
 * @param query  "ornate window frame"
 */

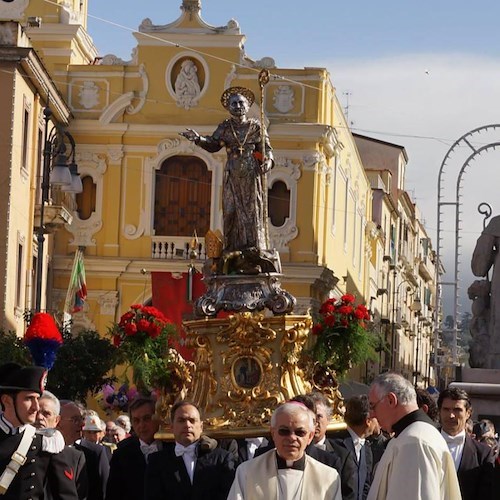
xmin=145 ymin=138 xmax=223 ymax=238
xmin=268 ymin=155 xmax=301 ymax=253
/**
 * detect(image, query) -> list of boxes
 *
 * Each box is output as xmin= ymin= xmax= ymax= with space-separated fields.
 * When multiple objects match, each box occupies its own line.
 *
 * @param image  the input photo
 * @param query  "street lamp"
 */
xmin=34 ymin=105 xmax=82 ymax=312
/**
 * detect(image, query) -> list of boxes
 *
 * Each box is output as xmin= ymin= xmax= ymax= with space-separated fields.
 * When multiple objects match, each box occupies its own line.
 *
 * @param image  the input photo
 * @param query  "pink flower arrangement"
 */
xmin=311 ymin=295 xmax=375 ymax=377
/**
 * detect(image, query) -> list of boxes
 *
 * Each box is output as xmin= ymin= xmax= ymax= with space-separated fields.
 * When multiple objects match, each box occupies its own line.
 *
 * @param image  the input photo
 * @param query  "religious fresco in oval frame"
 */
xmin=232 ymin=356 xmax=262 ymax=389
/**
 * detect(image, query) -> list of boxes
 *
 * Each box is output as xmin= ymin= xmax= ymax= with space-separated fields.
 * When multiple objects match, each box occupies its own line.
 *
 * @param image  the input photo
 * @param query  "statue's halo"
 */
xmin=221 ymin=86 xmax=255 ymax=109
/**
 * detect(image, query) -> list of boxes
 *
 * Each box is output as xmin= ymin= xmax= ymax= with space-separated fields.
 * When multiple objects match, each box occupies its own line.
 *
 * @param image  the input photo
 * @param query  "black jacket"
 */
xmin=106 ymin=436 xmax=160 ymax=500
xmin=75 ymin=440 xmax=109 ymax=500
xmin=0 ymin=427 xmax=78 ymax=500
xmin=330 ymin=428 xmax=373 ymax=500
xmin=457 ymin=435 xmax=495 ymax=500
xmin=144 ymin=441 xmax=235 ymax=500
xmin=324 ymin=438 xmax=358 ymax=500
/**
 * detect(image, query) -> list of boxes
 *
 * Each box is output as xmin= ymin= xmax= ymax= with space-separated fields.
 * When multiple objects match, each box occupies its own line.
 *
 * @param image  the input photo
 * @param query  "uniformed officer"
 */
xmin=0 ymin=362 xmax=79 ymax=499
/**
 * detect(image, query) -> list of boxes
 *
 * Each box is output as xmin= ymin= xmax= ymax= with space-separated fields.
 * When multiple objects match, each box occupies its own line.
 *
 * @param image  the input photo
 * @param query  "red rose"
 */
xmin=354 ymin=309 xmax=365 ymax=320
xmin=148 ymin=323 xmax=161 ymax=339
xmin=325 ymin=315 xmax=336 ymax=327
xmin=112 ymin=335 xmax=122 ymax=347
xmin=341 ymin=294 xmax=355 ymax=304
xmin=320 ymin=302 xmax=336 ymax=315
xmin=124 ymin=323 xmax=137 ymax=336
xmin=341 ymin=319 xmax=349 ymax=327
xmin=137 ymin=319 xmax=150 ymax=333
xmin=312 ymin=324 xmax=323 ymax=335
xmin=338 ymin=305 xmax=354 ymax=315
xmin=130 ymin=304 xmax=142 ymax=310
xmin=119 ymin=311 xmax=135 ymax=326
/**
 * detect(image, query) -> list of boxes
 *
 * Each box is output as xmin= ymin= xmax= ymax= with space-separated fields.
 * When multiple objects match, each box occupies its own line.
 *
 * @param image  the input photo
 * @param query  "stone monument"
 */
xmin=470 ymin=215 xmax=500 ymax=368
xmin=453 ymin=213 xmax=500 ymax=426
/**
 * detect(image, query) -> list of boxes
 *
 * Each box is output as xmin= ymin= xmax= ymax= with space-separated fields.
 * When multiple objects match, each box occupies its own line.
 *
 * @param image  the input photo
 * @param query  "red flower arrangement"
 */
xmin=311 ymin=294 xmax=376 ymax=377
xmin=109 ymin=305 xmax=177 ymax=394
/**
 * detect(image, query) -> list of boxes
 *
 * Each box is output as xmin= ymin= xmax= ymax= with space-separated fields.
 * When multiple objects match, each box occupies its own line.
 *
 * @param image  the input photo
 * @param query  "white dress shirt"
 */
xmin=347 ymin=427 xmax=366 ymax=462
xmin=441 ymin=429 xmax=466 ymax=470
xmin=174 ymin=441 xmax=197 ymax=483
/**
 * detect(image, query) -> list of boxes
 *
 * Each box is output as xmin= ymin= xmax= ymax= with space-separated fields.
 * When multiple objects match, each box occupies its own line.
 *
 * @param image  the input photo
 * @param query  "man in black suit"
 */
xmin=330 ymin=395 xmax=373 ymax=500
xmin=308 ymin=392 xmax=358 ymax=500
xmin=106 ymin=397 xmax=163 ymax=500
xmin=0 ymin=363 xmax=78 ymax=500
xmin=438 ymin=387 xmax=494 ymax=500
xmin=36 ymin=390 xmax=88 ymax=499
xmin=58 ymin=401 xmax=109 ymax=500
xmin=144 ymin=401 xmax=235 ymax=499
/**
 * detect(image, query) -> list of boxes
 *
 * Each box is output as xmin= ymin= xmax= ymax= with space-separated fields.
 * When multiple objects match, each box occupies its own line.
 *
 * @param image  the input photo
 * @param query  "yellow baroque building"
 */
xmin=0 ymin=0 xmax=437 ymax=385
xmin=41 ymin=2 xmax=372 ymax=329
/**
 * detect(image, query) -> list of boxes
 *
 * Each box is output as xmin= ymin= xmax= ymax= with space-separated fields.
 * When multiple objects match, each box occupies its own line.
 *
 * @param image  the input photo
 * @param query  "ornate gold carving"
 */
xmin=281 ymin=317 xmax=313 ymax=400
xmin=170 ymin=313 xmax=345 ymax=437
xmin=205 ymin=229 xmax=223 ymax=259
xmin=212 ymin=313 xmax=280 ymax=428
xmin=185 ymin=334 xmax=218 ymax=415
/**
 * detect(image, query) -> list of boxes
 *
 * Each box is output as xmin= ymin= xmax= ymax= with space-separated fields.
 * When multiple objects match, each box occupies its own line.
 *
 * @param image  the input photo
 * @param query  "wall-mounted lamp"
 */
xmin=35 ymin=104 xmax=82 ymax=312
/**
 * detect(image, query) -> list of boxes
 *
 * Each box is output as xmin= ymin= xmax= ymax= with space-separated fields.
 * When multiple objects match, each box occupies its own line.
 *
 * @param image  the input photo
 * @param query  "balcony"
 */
xmin=418 ymin=254 xmax=434 ymax=282
xmin=34 ymin=189 xmax=74 ymax=232
xmin=152 ymin=236 xmax=206 ymax=260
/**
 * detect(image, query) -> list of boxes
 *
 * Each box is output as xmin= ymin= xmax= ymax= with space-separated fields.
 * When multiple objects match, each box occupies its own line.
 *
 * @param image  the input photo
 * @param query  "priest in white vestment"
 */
xmin=228 ymin=401 xmax=341 ymax=500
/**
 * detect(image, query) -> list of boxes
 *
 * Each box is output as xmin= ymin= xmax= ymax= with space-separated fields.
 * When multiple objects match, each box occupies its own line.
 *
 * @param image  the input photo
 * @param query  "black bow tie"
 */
xmin=276 ymin=453 xmax=306 ymax=471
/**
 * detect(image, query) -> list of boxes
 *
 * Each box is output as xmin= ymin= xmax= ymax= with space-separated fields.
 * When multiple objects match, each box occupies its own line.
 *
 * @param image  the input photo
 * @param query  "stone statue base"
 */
xmin=194 ymin=273 xmax=296 ymax=317
xmin=155 ymin=313 xmax=345 ymax=439
xmin=452 ymin=368 xmax=500 ymax=421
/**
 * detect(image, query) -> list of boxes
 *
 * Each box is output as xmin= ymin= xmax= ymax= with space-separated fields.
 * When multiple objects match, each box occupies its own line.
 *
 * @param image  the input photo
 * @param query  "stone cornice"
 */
xmin=0 ymin=45 xmax=71 ymax=122
xmin=53 ymin=255 xmax=335 ymax=284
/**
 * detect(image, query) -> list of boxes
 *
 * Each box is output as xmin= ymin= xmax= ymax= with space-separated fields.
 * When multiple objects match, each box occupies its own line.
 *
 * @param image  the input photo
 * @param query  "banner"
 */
xmin=64 ymin=247 xmax=87 ymax=314
xmin=151 ymin=271 xmax=205 ymax=361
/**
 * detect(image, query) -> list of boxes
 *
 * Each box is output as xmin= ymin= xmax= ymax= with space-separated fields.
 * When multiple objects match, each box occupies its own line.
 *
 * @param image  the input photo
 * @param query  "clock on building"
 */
xmin=0 ymin=0 xmax=29 ymax=20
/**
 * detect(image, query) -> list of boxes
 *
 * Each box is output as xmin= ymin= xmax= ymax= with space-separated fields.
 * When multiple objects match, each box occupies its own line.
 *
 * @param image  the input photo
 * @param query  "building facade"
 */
xmin=0 ymin=0 xmax=437 ymax=385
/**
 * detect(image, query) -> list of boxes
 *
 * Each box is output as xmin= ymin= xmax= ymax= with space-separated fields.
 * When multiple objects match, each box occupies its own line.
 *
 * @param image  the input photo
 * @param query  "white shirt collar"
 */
xmin=316 ymin=436 xmax=326 ymax=446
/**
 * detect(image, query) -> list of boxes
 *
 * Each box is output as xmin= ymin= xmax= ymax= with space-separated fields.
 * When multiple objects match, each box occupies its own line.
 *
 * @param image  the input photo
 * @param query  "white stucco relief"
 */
xmin=273 ymin=85 xmax=295 ymax=113
xmin=268 ymin=156 xmax=301 ymax=252
xmin=65 ymin=149 xmax=115 ymax=247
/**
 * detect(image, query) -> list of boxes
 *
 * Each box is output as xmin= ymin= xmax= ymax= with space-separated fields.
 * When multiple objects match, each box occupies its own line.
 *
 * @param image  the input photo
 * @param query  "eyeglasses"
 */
xmin=277 ymin=428 xmax=309 ymax=438
xmin=369 ymin=395 xmax=387 ymax=412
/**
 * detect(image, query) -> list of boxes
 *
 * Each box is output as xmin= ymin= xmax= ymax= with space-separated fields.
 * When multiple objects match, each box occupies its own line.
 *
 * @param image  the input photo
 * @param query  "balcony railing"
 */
xmin=34 ymin=188 xmax=75 ymax=232
xmin=152 ymin=236 xmax=206 ymax=260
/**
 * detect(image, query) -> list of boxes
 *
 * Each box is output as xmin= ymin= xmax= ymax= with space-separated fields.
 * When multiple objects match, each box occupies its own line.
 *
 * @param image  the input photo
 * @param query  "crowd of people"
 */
xmin=1 ymin=362 xmax=499 ymax=499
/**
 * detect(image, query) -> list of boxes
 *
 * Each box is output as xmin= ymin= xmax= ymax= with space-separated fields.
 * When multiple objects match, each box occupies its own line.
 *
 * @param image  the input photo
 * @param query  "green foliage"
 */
xmin=0 ymin=330 xmax=31 ymax=365
xmin=311 ymin=294 xmax=377 ymax=377
xmin=48 ymin=329 xmax=119 ymax=401
xmin=0 ymin=328 xmax=119 ymax=402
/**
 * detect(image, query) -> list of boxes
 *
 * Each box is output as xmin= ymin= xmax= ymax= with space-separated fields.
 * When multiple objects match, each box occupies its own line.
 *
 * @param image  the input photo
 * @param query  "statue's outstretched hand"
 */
xmin=179 ymin=128 xmax=200 ymax=142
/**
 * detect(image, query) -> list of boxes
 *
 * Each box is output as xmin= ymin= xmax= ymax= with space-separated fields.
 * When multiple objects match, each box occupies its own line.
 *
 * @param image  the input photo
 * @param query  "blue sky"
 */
xmin=87 ymin=1 xmax=500 ymax=315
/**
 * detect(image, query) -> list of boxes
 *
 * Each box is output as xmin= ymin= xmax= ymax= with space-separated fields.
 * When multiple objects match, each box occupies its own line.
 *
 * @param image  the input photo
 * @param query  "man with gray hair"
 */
xmin=36 ymin=391 xmax=88 ymax=499
xmin=228 ymin=401 xmax=342 ymax=499
xmin=367 ymin=373 xmax=461 ymax=500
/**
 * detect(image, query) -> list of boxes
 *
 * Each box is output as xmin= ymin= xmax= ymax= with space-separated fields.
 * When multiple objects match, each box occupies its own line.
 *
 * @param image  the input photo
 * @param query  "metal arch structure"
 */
xmin=435 ymin=124 xmax=500 ymax=373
